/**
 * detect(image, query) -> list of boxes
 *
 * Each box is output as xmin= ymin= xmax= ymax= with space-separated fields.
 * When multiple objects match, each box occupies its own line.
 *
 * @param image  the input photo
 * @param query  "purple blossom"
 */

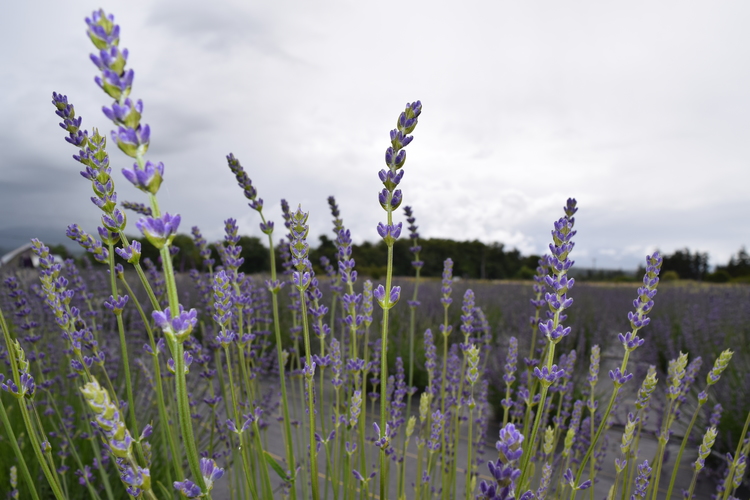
xmin=199 ymin=457 xmax=224 ymax=491
xmin=121 ymin=160 xmax=163 ymax=194
xmin=115 ymin=240 xmax=141 ymax=264
xmin=632 ymin=460 xmax=651 ymax=499
xmin=135 ymin=213 xmax=180 ymax=249
xmin=373 ymin=284 xmax=401 ymax=309
xmin=174 ymin=479 xmax=202 ymax=498
xmin=152 ymin=306 xmax=198 ymax=343
xmin=85 ymin=11 xmax=121 ymax=50
xmin=562 ymin=467 xmax=591 ymax=491
xmin=496 ymin=423 xmax=525 ymax=463
xmin=503 ymin=337 xmax=518 ymax=385
xmin=103 ymin=294 xmax=129 ymax=314
xmin=427 ymin=410 xmax=444 ymax=451
xmin=460 ymin=289 xmax=475 ymax=338
xmin=111 ymin=123 xmax=150 ymax=158
xmin=709 ymin=403 xmax=723 ymax=428
xmin=609 ymin=368 xmax=633 ymax=385
xmin=534 ymin=364 xmax=566 ymax=385
xmin=376 ymin=222 xmax=402 ymax=243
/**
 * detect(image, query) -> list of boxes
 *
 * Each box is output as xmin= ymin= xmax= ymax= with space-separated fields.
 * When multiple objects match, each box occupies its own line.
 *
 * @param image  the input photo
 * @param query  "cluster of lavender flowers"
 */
xmin=0 ymin=8 xmax=748 ymax=500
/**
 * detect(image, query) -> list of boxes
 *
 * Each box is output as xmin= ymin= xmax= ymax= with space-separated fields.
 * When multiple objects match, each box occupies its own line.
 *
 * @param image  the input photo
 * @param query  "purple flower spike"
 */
xmin=86 ymin=10 xmax=120 ymax=50
xmin=621 ymin=252 xmax=662 ymax=355
xmin=632 ymin=460 xmax=651 ymax=499
xmin=136 ymin=213 xmax=180 ymax=249
xmin=378 ymin=101 xmax=422 ymax=245
xmin=122 ymin=160 xmax=163 ymax=194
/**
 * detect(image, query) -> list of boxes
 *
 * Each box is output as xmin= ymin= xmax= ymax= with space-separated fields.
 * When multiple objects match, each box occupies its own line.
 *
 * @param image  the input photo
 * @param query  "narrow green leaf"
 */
xmin=264 ymin=451 xmax=287 ymax=480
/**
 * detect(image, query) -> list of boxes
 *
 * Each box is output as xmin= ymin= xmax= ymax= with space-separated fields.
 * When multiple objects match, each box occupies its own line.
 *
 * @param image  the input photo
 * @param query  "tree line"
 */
xmin=53 ymin=234 xmax=750 ymax=283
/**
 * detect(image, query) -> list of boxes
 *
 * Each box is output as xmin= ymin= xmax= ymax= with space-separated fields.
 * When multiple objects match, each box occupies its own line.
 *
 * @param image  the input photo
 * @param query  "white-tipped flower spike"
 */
xmin=621 ymin=413 xmax=638 ymax=455
xmin=543 ymin=426 xmax=554 ymax=456
xmin=419 ymin=392 xmax=430 ymax=423
xmin=466 ymin=344 xmax=481 ymax=387
xmin=9 ymin=466 xmax=18 ymax=500
xmin=635 ymin=365 xmax=658 ymax=410
xmin=349 ymin=390 xmax=362 ymax=427
xmin=80 ymin=378 xmax=135 ymax=460
xmin=667 ymin=352 xmax=689 ymax=401
xmin=405 ymin=415 xmax=417 ymax=438
xmin=707 ymin=349 xmax=733 ymax=386
xmin=694 ymin=427 xmax=718 ymax=472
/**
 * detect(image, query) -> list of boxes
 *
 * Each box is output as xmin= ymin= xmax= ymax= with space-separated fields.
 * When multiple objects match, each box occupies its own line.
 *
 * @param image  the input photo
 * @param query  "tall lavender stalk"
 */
xmin=374 ymin=100 xmax=422 ymax=500
xmin=84 ymin=9 xmax=207 ymax=493
xmin=517 ymin=199 xmax=578 ymax=494
xmin=575 ymin=250 xmax=662 ymax=494
xmin=288 ymin=205 xmax=320 ymax=500
xmin=226 ymin=153 xmax=296 ymax=496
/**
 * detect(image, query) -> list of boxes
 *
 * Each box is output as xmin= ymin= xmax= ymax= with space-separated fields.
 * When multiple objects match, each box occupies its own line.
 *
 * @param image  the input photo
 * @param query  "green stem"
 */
xmin=299 ymin=287 xmax=320 ymax=500
xmin=575 ymin=351 xmax=632 ymax=488
xmin=721 ymin=409 xmax=750 ymax=500
xmin=665 ymin=401 xmax=704 ymax=500
xmin=149 ymin=189 xmax=206 ymax=492
xmin=379 ymin=243 xmax=394 ymax=500
xmin=466 ymin=405 xmax=474 ymax=499
xmin=222 ymin=345 xmax=258 ymax=499
xmin=107 ymin=243 xmax=139 ymax=441
xmin=265 ymin=226 xmax=297 ymax=499
xmin=174 ymin=341 xmax=207 ymax=492
xmin=0 ymin=307 xmax=65 ymax=499
xmin=119 ymin=276 xmax=181 ymax=482
xmin=0 ymin=397 xmax=41 ymax=500
xmin=517 ymin=337 xmax=559 ymax=494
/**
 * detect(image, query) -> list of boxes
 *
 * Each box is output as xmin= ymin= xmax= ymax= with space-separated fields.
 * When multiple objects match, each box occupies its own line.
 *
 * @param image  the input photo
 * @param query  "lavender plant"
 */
xmin=0 ymin=7 xmax=749 ymax=500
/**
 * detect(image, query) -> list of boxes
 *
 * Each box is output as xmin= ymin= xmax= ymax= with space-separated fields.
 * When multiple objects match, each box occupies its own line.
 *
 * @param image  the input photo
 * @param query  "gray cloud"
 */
xmin=1 ymin=0 xmax=749 ymax=270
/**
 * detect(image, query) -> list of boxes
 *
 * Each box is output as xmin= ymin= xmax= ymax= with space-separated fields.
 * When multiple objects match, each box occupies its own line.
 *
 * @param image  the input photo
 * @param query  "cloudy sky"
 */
xmin=2 ymin=1 xmax=749 ymax=270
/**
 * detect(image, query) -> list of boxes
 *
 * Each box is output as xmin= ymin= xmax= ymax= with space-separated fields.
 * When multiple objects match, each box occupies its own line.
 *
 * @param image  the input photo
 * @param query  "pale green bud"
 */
xmin=419 ymin=392 xmax=430 ymax=423
xmin=543 ymin=426 xmax=554 ymax=455
xmin=406 ymin=416 xmax=416 ymax=438
xmin=621 ymin=415 xmax=637 ymax=454
xmin=562 ymin=427 xmax=576 ymax=458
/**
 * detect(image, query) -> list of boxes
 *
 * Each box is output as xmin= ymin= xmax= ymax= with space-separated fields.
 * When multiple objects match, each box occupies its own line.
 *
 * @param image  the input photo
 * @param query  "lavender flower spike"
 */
xmin=377 ymin=101 xmax=422 ymax=240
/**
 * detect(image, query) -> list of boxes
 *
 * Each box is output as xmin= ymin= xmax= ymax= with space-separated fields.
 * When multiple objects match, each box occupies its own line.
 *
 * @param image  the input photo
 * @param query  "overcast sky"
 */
xmin=2 ymin=0 xmax=749 ymax=270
